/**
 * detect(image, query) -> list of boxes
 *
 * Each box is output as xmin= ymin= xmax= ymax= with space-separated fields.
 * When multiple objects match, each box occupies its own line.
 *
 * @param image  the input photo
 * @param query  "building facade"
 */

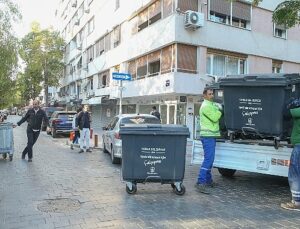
xmin=55 ymin=0 xmax=300 ymax=138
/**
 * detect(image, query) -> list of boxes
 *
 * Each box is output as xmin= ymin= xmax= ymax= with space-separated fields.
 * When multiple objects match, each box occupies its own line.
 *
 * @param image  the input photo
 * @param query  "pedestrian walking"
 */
xmin=77 ymin=105 xmax=92 ymax=153
xmin=16 ymin=100 xmax=48 ymax=162
xmin=70 ymin=107 xmax=82 ymax=150
xmin=195 ymin=88 xmax=222 ymax=194
xmin=150 ymin=106 xmax=161 ymax=121
xmin=281 ymin=98 xmax=300 ymax=211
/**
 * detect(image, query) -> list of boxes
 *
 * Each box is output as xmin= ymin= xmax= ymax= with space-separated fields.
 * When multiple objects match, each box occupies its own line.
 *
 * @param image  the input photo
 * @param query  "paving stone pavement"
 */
xmin=0 ymin=116 xmax=299 ymax=229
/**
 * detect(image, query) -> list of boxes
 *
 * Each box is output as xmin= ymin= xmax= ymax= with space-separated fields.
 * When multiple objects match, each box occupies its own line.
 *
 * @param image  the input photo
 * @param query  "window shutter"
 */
xmin=136 ymin=55 xmax=148 ymax=78
xmin=128 ymin=60 xmax=136 ymax=80
xmin=210 ymin=0 xmax=230 ymax=16
xmin=138 ymin=8 xmax=148 ymax=26
xmin=177 ymin=0 xmax=198 ymax=12
xmin=275 ymin=24 xmax=286 ymax=30
xmin=207 ymin=48 xmax=247 ymax=59
xmin=113 ymin=25 xmax=120 ymax=44
xmin=177 ymin=44 xmax=197 ymax=73
xmin=163 ymin=0 xmax=173 ymax=18
xmin=232 ymin=1 xmax=251 ymax=21
xmin=161 ymin=45 xmax=173 ymax=74
xmin=104 ymin=33 xmax=111 ymax=52
xmin=130 ymin=16 xmax=138 ymax=35
xmin=149 ymin=0 xmax=161 ymax=19
xmin=148 ymin=50 xmax=161 ymax=63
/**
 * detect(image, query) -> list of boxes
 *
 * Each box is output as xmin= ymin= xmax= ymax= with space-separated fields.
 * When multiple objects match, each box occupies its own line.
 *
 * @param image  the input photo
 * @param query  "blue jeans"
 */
xmin=289 ymin=145 xmax=300 ymax=203
xmin=197 ymin=137 xmax=216 ymax=184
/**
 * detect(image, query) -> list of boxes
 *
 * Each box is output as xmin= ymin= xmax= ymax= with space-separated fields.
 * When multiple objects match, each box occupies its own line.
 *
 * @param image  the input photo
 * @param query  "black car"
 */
xmin=47 ymin=111 xmax=77 ymax=138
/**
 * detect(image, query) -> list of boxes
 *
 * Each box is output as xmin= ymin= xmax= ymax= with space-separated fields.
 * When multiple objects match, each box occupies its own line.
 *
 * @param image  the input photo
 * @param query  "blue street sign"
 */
xmin=112 ymin=72 xmax=132 ymax=81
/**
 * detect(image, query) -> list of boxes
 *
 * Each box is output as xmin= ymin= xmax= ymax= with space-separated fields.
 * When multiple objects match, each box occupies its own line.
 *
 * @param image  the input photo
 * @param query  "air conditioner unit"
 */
xmin=90 ymin=91 xmax=95 ymax=97
xmin=84 ymin=7 xmax=90 ymax=14
xmin=184 ymin=11 xmax=204 ymax=30
xmin=71 ymin=0 xmax=77 ymax=7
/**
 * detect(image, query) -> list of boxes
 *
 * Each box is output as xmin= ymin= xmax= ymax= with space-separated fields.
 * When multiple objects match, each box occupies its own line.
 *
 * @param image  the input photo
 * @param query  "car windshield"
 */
xmin=45 ymin=108 xmax=64 ymax=117
xmin=121 ymin=116 xmax=160 ymax=125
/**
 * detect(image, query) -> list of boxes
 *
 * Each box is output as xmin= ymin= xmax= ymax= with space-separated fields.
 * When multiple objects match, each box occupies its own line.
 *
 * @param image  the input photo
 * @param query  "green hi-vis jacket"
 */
xmin=290 ymin=107 xmax=300 ymax=145
xmin=199 ymin=99 xmax=222 ymax=137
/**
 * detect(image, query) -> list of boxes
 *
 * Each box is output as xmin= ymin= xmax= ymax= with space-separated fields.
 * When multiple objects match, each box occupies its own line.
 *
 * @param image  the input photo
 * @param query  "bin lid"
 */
xmin=218 ymin=73 xmax=300 ymax=87
xmin=119 ymin=124 xmax=190 ymax=136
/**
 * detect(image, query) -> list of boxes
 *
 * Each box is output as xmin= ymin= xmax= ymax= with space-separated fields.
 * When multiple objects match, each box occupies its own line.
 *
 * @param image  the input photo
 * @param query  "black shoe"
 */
xmin=28 ymin=159 xmax=32 ymax=162
xmin=195 ymin=183 xmax=210 ymax=194
xmin=78 ymin=149 xmax=84 ymax=154
xmin=21 ymin=155 xmax=25 ymax=160
xmin=86 ymin=149 xmax=92 ymax=153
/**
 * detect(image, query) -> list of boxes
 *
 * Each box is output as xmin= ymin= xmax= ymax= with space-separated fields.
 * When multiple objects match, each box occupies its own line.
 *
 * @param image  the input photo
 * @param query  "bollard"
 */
xmin=94 ymin=134 xmax=98 ymax=148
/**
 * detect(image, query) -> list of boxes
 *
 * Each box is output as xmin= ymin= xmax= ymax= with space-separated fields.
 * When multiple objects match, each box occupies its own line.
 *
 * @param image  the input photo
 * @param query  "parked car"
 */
xmin=102 ymin=114 xmax=160 ymax=164
xmin=47 ymin=111 xmax=77 ymax=138
xmin=41 ymin=107 xmax=64 ymax=131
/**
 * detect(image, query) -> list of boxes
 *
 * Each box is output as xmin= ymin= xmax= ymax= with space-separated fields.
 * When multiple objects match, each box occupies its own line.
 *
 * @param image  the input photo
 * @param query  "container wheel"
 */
xmin=9 ymin=155 xmax=13 ymax=161
xmin=174 ymin=183 xmax=185 ymax=196
xmin=126 ymin=183 xmax=137 ymax=194
xmin=171 ymin=183 xmax=176 ymax=190
xmin=2 ymin=153 xmax=7 ymax=160
xmin=218 ymin=168 xmax=236 ymax=177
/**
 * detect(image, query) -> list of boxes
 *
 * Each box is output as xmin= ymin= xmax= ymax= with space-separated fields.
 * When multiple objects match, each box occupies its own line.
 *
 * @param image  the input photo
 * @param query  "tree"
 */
xmin=251 ymin=0 xmax=300 ymax=28
xmin=19 ymin=22 xmax=65 ymax=106
xmin=0 ymin=0 xmax=21 ymax=108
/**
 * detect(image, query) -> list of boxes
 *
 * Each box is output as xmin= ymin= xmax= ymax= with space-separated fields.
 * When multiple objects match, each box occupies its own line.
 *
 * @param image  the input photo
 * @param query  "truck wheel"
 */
xmin=2 ymin=153 xmax=7 ymax=160
xmin=218 ymin=168 xmax=236 ymax=177
xmin=9 ymin=155 xmax=13 ymax=161
xmin=126 ymin=183 xmax=137 ymax=194
xmin=174 ymin=184 xmax=186 ymax=196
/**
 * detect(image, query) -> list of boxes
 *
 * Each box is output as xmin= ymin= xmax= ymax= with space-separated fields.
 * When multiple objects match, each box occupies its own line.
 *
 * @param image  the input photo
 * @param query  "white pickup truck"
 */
xmin=192 ymin=139 xmax=291 ymax=177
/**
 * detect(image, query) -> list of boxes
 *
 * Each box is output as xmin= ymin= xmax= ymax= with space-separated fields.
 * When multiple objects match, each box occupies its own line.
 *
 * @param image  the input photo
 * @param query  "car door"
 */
xmin=106 ymin=117 xmax=119 ymax=153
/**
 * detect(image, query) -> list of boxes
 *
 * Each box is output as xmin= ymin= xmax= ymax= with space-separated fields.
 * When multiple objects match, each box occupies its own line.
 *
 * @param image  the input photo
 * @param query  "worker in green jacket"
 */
xmin=281 ymin=98 xmax=300 ymax=211
xmin=195 ymin=88 xmax=222 ymax=194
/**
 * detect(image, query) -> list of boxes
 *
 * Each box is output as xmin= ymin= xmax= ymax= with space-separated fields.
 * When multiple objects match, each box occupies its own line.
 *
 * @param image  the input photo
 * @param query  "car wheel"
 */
xmin=111 ymin=146 xmax=121 ymax=164
xmin=103 ymin=140 xmax=108 ymax=153
xmin=52 ymin=128 xmax=57 ymax=138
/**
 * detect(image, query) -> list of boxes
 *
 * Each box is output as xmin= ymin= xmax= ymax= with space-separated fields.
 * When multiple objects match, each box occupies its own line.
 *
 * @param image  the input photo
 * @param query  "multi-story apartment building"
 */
xmin=55 ymin=0 xmax=300 ymax=138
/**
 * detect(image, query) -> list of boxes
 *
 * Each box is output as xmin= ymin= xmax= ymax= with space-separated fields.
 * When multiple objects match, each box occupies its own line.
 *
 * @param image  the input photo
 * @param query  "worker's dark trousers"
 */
xmin=289 ymin=144 xmax=300 ymax=203
xmin=22 ymin=128 xmax=40 ymax=159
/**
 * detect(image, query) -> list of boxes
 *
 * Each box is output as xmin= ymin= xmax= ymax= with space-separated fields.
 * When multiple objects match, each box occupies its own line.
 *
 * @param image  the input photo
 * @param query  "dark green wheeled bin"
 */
xmin=119 ymin=124 xmax=189 ymax=195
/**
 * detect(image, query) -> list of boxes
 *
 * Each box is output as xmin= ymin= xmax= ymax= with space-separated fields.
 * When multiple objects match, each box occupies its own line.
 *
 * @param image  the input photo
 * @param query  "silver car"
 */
xmin=102 ymin=114 xmax=160 ymax=164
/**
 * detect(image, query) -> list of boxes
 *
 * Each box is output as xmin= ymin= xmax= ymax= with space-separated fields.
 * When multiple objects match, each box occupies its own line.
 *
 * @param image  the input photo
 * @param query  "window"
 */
xmin=137 ymin=0 xmax=162 ymax=32
xmin=136 ymin=56 xmax=147 ymax=79
xmin=209 ymin=0 xmax=251 ymax=29
xmin=272 ymin=60 xmax=282 ymax=73
xmin=112 ymin=25 xmax=121 ymax=48
xmin=88 ymin=17 xmax=94 ymax=34
xmin=206 ymin=51 xmax=247 ymax=77
xmin=78 ymin=3 xmax=84 ymax=19
xmin=177 ymin=44 xmax=197 ymax=74
xmin=274 ymin=24 xmax=287 ymax=39
xmin=148 ymin=61 xmax=160 ymax=76
xmin=86 ymin=45 xmax=94 ymax=62
xmin=95 ymin=37 xmax=104 ymax=57
xmin=128 ymin=60 xmax=136 ymax=80
xmin=104 ymin=33 xmax=111 ymax=52
xmin=115 ymin=0 xmax=120 ymax=10
xmin=90 ymin=78 xmax=93 ymax=90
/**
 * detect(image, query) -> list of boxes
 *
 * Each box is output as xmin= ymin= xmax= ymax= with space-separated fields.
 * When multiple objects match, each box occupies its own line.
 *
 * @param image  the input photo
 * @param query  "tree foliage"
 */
xmin=19 ymin=22 xmax=65 ymax=105
xmin=0 ymin=0 xmax=21 ymax=108
xmin=251 ymin=0 xmax=300 ymax=28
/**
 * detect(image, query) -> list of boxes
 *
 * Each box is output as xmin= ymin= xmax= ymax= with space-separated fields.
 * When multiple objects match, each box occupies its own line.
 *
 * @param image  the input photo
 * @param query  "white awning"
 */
xmin=88 ymin=96 xmax=102 ymax=105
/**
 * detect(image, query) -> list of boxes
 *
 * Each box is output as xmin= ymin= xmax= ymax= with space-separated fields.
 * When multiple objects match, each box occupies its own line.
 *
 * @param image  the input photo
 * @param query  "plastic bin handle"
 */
xmin=146 ymin=124 xmax=162 ymax=129
xmin=242 ymin=127 xmax=263 ymax=137
xmin=244 ymin=75 xmax=257 ymax=81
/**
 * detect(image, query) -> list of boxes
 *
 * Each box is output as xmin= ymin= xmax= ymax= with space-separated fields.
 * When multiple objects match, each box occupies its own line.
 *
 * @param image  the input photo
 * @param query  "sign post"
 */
xmin=112 ymin=72 xmax=132 ymax=115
